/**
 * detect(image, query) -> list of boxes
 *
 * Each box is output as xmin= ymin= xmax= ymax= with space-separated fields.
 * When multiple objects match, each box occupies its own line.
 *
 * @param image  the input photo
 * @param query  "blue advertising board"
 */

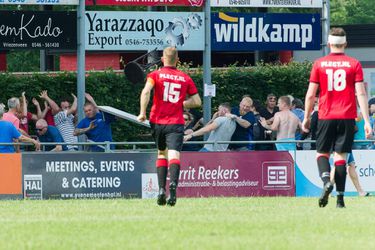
xmin=212 ymin=12 xmax=321 ymax=51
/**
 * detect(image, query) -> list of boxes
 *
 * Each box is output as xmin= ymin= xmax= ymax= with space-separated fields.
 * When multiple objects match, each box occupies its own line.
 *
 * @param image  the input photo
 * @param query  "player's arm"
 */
xmin=302 ymin=82 xmax=319 ymax=133
xmin=18 ymin=135 xmax=40 ymax=151
xmin=260 ymin=113 xmax=280 ymax=131
xmin=66 ymin=94 xmax=77 ymax=116
xmin=355 ymin=82 xmax=372 ymax=138
xmin=230 ymin=114 xmax=250 ymax=128
xmin=183 ymin=93 xmax=201 ymax=109
xmin=137 ymin=78 xmax=154 ymax=122
xmin=184 ymin=121 xmax=218 ymax=141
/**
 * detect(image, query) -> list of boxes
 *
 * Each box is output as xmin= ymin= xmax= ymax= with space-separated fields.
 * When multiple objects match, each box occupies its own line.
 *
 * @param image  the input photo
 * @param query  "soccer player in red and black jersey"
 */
xmin=137 ymin=47 xmax=201 ymax=206
xmin=302 ymin=28 xmax=372 ymax=208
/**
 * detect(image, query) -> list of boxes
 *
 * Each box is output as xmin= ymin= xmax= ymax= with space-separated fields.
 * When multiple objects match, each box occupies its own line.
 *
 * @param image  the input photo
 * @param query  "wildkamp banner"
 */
xmin=0 ymin=11 xmax=77 ymax=50
xmin=85 ymin=11 xmax=204 ymax=51
xmin=212 ymin=12 xmax=320 ymax=51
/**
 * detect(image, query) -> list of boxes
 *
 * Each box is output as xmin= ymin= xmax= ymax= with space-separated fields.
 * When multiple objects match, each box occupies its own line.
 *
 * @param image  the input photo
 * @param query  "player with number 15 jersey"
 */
xmin=309 ymin=53 xmax=363 ymax=120
xmin=147 ymin=67 xmax=198 ymax=125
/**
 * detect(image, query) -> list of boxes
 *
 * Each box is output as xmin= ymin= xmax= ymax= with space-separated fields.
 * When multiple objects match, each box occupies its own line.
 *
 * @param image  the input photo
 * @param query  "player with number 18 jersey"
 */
xmin=147 ymin=66 xmax=198 ymax=125
xmin=309 ymin=53 xmax=363 ymax=120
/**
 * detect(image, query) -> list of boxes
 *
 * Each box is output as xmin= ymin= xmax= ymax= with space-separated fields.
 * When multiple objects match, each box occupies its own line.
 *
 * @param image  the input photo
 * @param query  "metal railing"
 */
xmin=1 ymin=139 xmax=374 ymax=153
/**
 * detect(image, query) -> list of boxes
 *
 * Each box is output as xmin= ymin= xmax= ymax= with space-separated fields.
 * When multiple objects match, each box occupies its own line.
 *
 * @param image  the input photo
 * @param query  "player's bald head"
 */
xmin=162 ymin=47 xmax=178 ymax=66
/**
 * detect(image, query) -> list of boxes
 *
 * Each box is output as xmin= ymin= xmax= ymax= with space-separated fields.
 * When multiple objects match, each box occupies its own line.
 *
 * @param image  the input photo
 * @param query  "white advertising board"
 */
xmin=211 ymin=0 xmax=322 ymax=8
xmin=85 ymin=11 xmax=204 ymax=51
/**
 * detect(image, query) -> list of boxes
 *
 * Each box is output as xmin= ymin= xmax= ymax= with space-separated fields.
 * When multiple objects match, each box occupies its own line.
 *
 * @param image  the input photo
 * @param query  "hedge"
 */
xmin=0 ymin=61 xmax=312 ymax=143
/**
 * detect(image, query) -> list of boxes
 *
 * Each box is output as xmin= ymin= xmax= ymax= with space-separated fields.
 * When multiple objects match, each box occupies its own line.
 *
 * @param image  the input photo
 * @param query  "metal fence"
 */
xmin=1 ymin=139 xmax=374 ymax=153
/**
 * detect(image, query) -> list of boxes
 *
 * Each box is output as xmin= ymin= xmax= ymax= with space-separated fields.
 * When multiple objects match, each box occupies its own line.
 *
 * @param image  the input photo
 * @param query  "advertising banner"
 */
xmin=212 ymin=12 xmax=320 ymax=51
xmin=85 ymin=0 xmax=204 ymax=6
xmin=0 ymin=153 xmax=22 ymax=198
xmin=0 ymin=0 xmax=78 ymax=5
xmin=295 ymin=150 xmax=375 ymax=196
xmin=0 ymin=11 xmax=77 ymax=50
xmin=142 ymin=151 xmax=295 ymax=198
xmin=85 ymin=11 xmax=204 ymax=51
xmin=211 ymin=0 xmax=322 ymax=8
xmin=22 ymin=152 xmax=155 ymax=199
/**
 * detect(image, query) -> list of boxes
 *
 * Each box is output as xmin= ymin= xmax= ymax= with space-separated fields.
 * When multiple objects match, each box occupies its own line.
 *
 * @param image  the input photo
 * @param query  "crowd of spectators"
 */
xmin=182 ymin=93 xmax=375 ymax=152
xmin=1 ymin=91 xmax=375 ymax=153
xmin=0 ymin=91 xmax=114 ymax=153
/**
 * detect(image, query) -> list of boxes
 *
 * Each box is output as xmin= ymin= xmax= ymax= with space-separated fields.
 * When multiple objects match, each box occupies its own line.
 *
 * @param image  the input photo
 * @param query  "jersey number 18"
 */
xmin=326 ymin=69 xmax=346 ymax=91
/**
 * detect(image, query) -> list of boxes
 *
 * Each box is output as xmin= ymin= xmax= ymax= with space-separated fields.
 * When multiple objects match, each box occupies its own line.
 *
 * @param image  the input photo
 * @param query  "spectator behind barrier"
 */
xmin=184 ymin=102 xmax=236 ymax=152
xmin=74 ymin=93 xmax=115 ymax=152
xmin=229 ymin=96 xmax=256 ymax=151
xmin=182 ymin=111 xmax=202 ymax=151
xmin=36 ymin=119 xmax=67 ymax=152
xmin=259 ymin=93 xmax=279 ymax=150
xmin=260 ymin=96 xmax=302 ymax=151
xmin=41 ymin=91 xmax=78 ymax=151
xmin=0 ymin=104 xmax=40 ymax=152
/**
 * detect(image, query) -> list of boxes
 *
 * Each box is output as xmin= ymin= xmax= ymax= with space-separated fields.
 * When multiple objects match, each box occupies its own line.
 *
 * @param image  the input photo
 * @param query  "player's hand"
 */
xmin=88 ymin=120 xmax=97 ymax=130
xmin=183 ymin=134 xmax=192 ymax=142
xmin=364 ymin=122 xmax=372 ymax=139
xmin=39 ymin=90 xmax=48 ymax=99
xmin=137 ymin=114 xmax=146 ymax=122
xmin=184 ymin=129 xmax=193 ymax=135
xmin=33 ymin=139 xmax=41 ymax=151
xmin=259 ymin=117 xmax=267 ymax=127
xmin=32 ymin=98 xmax=39 ymax=106
xmin=302 ymin=118 xmax=310 ymax=133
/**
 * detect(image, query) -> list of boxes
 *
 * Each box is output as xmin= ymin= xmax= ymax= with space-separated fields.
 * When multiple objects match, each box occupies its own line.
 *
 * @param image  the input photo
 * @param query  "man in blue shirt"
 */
xmin=74 ymin=93 xmax=115 ymax=152
xmin=35 ymin=119 xmax=67 ymax=151
xmin=0 ymin=104 xmax=40 ymax=152
xmin=229 ymin=96 xmax=256 ymax=151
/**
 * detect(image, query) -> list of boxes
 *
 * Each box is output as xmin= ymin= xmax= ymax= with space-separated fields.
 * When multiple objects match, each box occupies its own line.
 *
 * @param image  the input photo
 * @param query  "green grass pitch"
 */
xmin=1 ymin=197 xmax=375 ymax=249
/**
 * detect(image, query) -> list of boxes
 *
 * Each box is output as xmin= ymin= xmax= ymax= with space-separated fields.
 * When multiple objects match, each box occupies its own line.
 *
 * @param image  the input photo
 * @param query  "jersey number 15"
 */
xmin=326 ymin=69 xmax=346 ymax=91
xmin=163 ymin=82 xmax=181 ymax=103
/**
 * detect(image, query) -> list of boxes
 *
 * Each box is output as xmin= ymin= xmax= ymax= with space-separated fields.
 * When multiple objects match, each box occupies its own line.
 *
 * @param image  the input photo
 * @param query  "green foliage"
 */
xmin=0 ymin=62 xmax=312 ymax=142
xmin=330 ymin=0 xmax=375 ymax=25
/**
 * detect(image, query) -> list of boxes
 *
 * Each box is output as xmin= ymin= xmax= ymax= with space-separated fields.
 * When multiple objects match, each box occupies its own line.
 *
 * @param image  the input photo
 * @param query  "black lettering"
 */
xmin=128 ymin=19 xmax=136 ymax=32
xmin=95 ymin=18 xmax=103 ymax=32
xmin=137 ymin=19 xmax=145 ymax=32
xmin=86 ymin=13 xmax=96 ymax=31
xmin=155 ymin=19 xmax=163 ymax=32
xmin=145 ymin=19 xmax=154 ymax=36
xmin=120 ymin=19 xmax=127 ymax=31
xmin=111 ymin=19 xmax=119 ymax=31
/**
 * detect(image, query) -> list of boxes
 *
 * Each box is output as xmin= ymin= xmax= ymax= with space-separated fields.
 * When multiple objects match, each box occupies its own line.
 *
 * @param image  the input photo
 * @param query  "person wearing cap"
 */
xmin=302 ymin=27 xmax=372 ymax=208
xmin=0 ymin=104 xmax=40 ymax=153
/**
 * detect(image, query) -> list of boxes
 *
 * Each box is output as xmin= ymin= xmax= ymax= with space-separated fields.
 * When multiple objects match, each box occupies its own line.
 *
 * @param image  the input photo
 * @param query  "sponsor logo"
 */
xmin=24 ymin=175 xmax=43 ymax=200
xmin=142 ymin=173 xmax=158 ymax=199
xmin=267 ymin=166 xmax=287 ymax=185
xmin=262 ymin=162 xmax=292 ymax=190
xmin=214 ymin=12 xmax=314 ymax=48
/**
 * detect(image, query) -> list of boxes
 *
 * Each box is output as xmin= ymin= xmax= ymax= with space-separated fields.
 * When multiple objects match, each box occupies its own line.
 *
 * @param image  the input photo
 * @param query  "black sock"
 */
xmin=317 ymin=156 xmax=331 ymax=184
xmin=169 ymin=159 xmax=181 ymax=185
xmin=156 ymin=159 xmax=168 ymax=190
xmin=157 ymin=167 xmax=168 ymax=190
xmin=334 ymin=161 xmax=347 ymax=193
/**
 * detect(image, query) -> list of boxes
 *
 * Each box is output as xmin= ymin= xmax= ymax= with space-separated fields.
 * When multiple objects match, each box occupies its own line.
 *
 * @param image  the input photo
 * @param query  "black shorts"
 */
xmin=151 ymin=123 xmax=184 ymax=151
xmin=316 ymin=119 xmax=355 ymax=154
